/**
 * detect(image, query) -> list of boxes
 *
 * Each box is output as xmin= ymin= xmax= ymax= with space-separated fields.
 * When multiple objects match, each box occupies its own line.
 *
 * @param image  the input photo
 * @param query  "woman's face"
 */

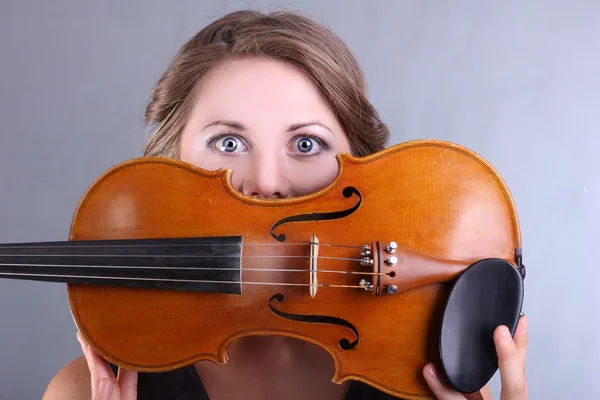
xmin=180 ymin=58 xmax=352 ymax=199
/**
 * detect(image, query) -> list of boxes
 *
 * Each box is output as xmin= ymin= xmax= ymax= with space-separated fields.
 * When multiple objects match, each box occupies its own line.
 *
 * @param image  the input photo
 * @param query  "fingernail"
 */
xmin=500 ymin=326 xmax=511 ymax=340
xmin=520 ymin=315 xmax=528 ymax=326
xmin=428 ymin=364 xmax=437 ymax=377
xmin=76 ymin=333 xmax=88 ymax=358
xmin=519 ymin=315 xmax=528 ymax=332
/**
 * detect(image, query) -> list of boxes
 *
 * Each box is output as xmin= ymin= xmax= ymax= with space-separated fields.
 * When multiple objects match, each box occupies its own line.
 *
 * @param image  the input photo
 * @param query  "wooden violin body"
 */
xmin=2 ymin=140 xmax=523 ymax=399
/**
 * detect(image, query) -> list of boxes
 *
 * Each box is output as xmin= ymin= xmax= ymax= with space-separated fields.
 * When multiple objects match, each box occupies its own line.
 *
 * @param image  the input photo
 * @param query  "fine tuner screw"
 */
xmin=387 ymin=284 xmax=398 ymax=295
xmin=386 ymin=256 xmax=398 ymax=266
xmin=360 ymin=245 xmax=372 ymax=257
xmin=360 ymin=257 xmax=374 ymax=266
xmin=386 ymin=241 xmax=397 ymax=254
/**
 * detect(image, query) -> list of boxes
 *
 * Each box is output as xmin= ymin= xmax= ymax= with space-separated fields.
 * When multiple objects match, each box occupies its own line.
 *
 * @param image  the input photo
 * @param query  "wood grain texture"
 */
xmin=67 ymin=139 xmax=521 ymax=399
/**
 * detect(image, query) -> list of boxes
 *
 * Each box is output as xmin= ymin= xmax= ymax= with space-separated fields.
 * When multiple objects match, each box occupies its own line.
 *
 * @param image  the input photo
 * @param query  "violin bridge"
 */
xmin=309 ymin=234 xmax=319 ymax=298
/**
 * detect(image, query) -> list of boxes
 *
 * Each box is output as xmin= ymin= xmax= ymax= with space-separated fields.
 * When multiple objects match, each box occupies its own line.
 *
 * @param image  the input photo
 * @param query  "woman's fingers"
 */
xmin=117 ymin=367 xmax=139 ymax=400
xmin=513 ymin=315 xmax=528 ymax=362
xmin=423 ymin=363 xmax=473 ymax=400
xmin=77 ymin=331 xmax=102 ymax=397
xmin=423 ymin=317 xmax=528 ymax=400
xmin=77 ymin=331 xmax=138 ymax=400
xmin=77 ymin=332 xmax=116 ymax=399
xmin=495 ymin=316 xmax=528 ymax=400
xmin=94 ymin=379 xmax=114 ymax=400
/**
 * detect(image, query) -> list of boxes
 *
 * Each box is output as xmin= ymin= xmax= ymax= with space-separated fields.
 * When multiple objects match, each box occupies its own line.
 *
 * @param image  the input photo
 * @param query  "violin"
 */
xmin=0 ymin=139 xmax=525 ymax=399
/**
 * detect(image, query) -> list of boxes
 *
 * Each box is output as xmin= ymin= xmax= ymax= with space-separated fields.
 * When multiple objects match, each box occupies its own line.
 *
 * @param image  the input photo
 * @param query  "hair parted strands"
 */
xmin=143 ymin=10 xmax=389 ymax=158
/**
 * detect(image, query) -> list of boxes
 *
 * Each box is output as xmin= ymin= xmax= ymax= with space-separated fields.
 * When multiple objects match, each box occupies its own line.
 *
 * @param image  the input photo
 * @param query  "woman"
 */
xmin=43 ymin=10 xmax=528 ymax=400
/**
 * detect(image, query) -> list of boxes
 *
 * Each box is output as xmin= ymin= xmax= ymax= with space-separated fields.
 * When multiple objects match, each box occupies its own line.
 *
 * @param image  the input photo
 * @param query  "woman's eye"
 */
xmin=216 ymin=136 xmax=243 ymax=153
xmin=292 ymin=136 xmax=324 ymax=155
xmin=297 ymin=138 xmax=314 ymax=153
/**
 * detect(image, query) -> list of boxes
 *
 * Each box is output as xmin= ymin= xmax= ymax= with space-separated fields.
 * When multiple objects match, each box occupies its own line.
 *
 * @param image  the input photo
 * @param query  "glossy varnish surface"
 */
xmin=67 ymin=140 xmax=521 ymax=399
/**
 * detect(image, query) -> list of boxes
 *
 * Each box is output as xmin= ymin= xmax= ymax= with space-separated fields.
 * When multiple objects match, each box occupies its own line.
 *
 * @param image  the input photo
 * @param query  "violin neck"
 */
xmin=0 ymin=236 xmax=243 ymax=294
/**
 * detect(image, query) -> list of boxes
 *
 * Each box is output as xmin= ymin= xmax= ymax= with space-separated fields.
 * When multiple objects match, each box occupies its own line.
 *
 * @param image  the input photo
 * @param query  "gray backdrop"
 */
xmin=1 ymin=0 xmax=597 ymax=398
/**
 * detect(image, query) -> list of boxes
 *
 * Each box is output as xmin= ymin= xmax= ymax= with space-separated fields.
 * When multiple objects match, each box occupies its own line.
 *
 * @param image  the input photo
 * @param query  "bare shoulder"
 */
xmin=42 ymin=356 xmax=91 ymax=399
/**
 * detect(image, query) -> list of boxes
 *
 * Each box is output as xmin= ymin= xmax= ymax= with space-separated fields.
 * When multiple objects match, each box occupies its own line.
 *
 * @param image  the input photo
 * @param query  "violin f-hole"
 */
xmin=269 ymin=187 xmax=362 ymax=242
xmin=267 ymin=293 xmax=360 ymax=350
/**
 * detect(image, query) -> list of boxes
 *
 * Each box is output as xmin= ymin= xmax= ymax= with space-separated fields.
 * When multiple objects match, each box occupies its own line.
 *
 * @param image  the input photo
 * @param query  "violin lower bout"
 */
xmin=70 ymin=279 xmax=448 ymax=399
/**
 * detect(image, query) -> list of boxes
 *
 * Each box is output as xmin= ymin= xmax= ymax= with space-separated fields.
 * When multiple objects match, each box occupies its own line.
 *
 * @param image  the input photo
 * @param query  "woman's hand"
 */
xmin=76 ymin=332 xmax=138 ymax=400
xmin=423 ymin=315 xmax=528 ymax=400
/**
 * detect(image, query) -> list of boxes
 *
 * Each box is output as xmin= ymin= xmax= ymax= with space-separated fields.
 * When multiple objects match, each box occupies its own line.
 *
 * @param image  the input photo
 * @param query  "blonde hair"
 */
xmin=143 ymin=10 xmax=389 ymax=158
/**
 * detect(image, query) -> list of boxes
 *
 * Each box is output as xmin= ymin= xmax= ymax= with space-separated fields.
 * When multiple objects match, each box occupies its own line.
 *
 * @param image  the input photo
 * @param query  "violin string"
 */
xmin=0 ymin=263 xmax=384 ymax=276
xmin=0 ymin=254 xmax=364 ymax=262
xmin=0 ymin=242 xmax=363 ymax=249
xmin=0 ymin=271 xmax=368 ymax=289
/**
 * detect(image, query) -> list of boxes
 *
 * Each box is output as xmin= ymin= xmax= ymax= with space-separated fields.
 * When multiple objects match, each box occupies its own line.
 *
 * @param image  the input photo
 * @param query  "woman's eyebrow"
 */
xmin=288 ymin=122 xmax=333 ymax=134
xmin=202 ymin=120 xmax=333 ymax=134
xmin=202 ymin=120 xmax=246 ymax=131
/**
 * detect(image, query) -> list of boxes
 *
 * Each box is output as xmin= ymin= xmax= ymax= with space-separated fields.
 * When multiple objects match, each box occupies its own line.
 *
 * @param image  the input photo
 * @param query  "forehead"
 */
xmin=192 ymin=57 xmax=337 ymax=123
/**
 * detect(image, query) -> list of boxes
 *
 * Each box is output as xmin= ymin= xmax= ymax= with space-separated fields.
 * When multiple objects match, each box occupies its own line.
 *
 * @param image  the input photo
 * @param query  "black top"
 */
xmin=109 ymin=364 xmax=401 ymax=399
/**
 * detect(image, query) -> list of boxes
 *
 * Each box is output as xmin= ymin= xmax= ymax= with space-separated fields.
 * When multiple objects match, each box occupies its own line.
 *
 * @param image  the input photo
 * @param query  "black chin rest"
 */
xmin=439 ymin=258 xmax=524 ymax=394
